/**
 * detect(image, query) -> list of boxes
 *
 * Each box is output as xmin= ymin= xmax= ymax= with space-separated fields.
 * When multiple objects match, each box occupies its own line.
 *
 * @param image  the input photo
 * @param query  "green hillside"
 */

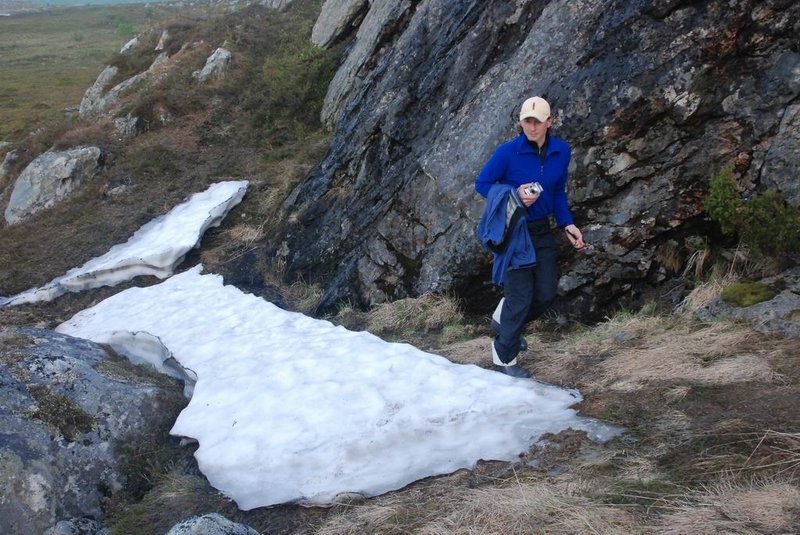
xmin=0 ymin=3 xmax=199 ymax=140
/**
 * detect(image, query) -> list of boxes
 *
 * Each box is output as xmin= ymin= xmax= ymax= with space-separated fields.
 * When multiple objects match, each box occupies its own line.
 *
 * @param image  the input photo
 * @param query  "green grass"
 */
xmin=0 ymin=4 xmax=199 ymax=141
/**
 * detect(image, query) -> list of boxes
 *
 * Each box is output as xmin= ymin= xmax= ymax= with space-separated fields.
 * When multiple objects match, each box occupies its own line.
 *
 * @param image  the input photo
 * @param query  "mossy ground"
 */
xmin=29 ymin=383 xmax=95 ymax=441
xmin=721 ymin=282 xmax=778 ymax=307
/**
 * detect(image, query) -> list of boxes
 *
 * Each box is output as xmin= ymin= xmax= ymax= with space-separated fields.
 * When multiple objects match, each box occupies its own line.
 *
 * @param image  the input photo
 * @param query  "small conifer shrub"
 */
xmin=705 ymin=166 xmax=800 ymax=257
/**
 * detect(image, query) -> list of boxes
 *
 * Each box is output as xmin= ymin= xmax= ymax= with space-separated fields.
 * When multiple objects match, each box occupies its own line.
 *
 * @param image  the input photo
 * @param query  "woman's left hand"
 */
xmin=564 ymin=224 xmax=587 ymax=251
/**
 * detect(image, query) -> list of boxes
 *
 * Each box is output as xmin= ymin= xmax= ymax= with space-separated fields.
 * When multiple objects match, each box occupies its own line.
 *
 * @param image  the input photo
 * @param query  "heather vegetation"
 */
xmin=0 ymin=0 xmax=340 ymax=308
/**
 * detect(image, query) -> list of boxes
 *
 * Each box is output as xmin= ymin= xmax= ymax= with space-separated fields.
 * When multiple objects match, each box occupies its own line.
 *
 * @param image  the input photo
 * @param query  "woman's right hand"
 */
xmin=517 ymin=184 xmax=540 ymax=207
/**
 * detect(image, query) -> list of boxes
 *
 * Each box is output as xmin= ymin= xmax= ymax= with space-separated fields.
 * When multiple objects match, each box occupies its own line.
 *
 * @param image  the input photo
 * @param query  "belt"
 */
xmin=526 ymin=218 xmax=551 ymax=235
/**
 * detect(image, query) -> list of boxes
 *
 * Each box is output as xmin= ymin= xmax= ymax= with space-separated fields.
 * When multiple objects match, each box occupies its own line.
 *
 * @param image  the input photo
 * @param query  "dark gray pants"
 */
xmin=494 ymin=220 xmax=558 ymax=364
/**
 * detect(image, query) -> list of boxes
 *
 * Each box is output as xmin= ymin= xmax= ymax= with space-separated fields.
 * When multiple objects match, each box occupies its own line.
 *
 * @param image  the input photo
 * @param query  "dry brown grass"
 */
xmin=367 ymin=294 xmax=464 ymax=334
xmin=675 ymin=275 xmax=737 ymax=315
xmin=316 ymin=476 xmax=640 ymax=535
xmin=435 ymin=337 xmax=492 ymax=366
xmin=217 ymin=222 xmax=268 ymax=264
xmin=745 ymin=431 xmax=800 ymax=477
xmin=597 ymin=325 xmax=777 ymax=392
xmin=654 ymin=478 xmax=800 ymax=534
xmin=414 ymin=486 xmax=638 ymax=535
xmin=548 ymin=308 xmax=668 ymax=358
xmin=542 ymin=312 xmax=779 ymax=394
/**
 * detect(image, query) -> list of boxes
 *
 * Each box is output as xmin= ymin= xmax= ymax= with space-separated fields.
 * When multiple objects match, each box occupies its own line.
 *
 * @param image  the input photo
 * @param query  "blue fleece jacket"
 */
xmin=477 ymin=184 xmax=536 ymax=285
xmin=475 ymin=132 xmax=574 ymax=227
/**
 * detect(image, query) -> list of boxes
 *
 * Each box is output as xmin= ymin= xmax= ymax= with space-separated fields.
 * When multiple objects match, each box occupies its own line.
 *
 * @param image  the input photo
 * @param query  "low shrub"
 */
xmin=705 ymin=166 xmax=800 ymax=257
xmin=705 ymin=165 xmax=740 ymax=236
xmin=52 ymin=122 xmax=117 ymax=151
xmin=740 ymin=190 xmax=800 ymax=257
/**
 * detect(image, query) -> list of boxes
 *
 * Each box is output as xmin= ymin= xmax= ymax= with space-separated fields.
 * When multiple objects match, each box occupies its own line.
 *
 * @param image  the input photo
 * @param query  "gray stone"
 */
xmin=0 ymin=147 xmax=18 ymax=182
xmin=320 ymin=0 xmax=414 ymax=125
xmin=279 ymin=0 xmax=800 ymax=318
xmin=193 ymin=47 xmax=232 ymax=83
xmin=4 ymin=146 xmax=101 ymax=224
xmin=0 ymin=327 xmax=184 ymax=535
xmin=80 ymin=51 xmax=169 ymax=119
xmin=696 ymin=266 xmax=800 ymax=339
xmin=78 ymin=65 xmax=118 ymax=118
xmin=311 ymin=0 xmax=369 ymax=48
xmin=43 ymin=517 xmax=107 ymax=535
xmin=119 ymin=36 xmax=140 ymax=55
xmin=155 ymin=29 xmax=170 ymax=51
xmin=165 ymin=513 xmax=260 ymax=535
xmin=112 ymin=114 xmax=140 ymax=139
xmin=260 ymin=0 xmax=293 ymax=9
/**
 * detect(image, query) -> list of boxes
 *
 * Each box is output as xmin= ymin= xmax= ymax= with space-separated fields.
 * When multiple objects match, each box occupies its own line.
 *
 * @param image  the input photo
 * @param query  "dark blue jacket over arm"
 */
xmin=476 ymin=184 xmax=536 ymax=285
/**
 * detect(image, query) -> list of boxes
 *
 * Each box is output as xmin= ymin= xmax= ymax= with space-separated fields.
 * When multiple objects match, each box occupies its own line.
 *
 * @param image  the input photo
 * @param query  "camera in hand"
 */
xmin=524 ymin=182 xmax=543 ymax=196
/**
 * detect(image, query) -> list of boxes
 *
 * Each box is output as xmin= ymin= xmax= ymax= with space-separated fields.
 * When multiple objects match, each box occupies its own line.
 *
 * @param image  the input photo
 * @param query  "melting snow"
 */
xmin=57 ymin=266 xmax=620 ymax=509
xmin=0 ymin=181 xmax=247 ymax=306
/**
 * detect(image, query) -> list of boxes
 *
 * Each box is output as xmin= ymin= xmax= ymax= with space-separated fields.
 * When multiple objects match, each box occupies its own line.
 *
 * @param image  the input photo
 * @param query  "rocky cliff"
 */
xmin=279 ymin=0 xmax=799 ymax=317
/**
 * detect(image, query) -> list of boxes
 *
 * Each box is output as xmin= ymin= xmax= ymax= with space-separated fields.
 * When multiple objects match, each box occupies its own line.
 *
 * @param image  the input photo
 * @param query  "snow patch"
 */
xmin=57 ymin=266 xmax=620 ymax=510
xmin=2 ymin=181 xmax=247 ymax=307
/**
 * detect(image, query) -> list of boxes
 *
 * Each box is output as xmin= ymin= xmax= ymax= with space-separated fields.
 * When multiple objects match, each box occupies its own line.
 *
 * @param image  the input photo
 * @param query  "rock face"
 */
xmin=0 ymin=147 xmax=18 ymax=182
xmin=119 ymin=36 xmax=140 ymax=55
xmin=319 ymin=0 xmax=416 ymax=125
xmin=4 ymin=146 xmax=101 ymax=224
xmin=43 ymin=518 xmax=106 ymax=535
xmin=78 ymin=65 xmax=118 ymax=118
xmin=279 ymin=0 xmax=800 ymax=317
xmin=760 ymin=103 xmax=800 ymax=205
xmin=0 ymin=328 xmax=184 ymax=535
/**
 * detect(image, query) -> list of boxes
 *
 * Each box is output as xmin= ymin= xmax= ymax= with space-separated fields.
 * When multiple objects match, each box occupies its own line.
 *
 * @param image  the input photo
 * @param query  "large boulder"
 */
xmin=278 ymin=0 xmax=800 ymax=318
xmin=0 ymin=328 xmax=185 ymax=535
xmin=4 ymin=146 xmax=101 ymax=224
xmin=165 ymin=513 xmax=259 ymax=535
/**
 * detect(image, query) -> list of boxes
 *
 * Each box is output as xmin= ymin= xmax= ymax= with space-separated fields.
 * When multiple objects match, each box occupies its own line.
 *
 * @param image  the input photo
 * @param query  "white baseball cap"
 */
xmin=519 ymin=96 xmax=551 ymax=122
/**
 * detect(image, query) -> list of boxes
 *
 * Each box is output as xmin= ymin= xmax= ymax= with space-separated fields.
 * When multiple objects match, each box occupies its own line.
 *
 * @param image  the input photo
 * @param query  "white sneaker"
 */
xmin=491 ymin=340 xmax=516 ymax=366
xmin=492 ymin=341 xmax=529 ymax=378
